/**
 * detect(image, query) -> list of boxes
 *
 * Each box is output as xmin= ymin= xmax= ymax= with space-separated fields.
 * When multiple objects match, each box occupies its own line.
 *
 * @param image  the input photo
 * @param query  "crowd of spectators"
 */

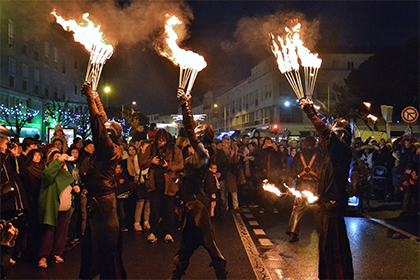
xmin=1 ymin=121 xmax=418 ymax=273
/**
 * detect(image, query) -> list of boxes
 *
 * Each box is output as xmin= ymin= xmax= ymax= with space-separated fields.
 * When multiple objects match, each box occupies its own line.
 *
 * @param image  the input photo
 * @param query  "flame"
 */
xmin=160 ymin=14 xmax=206 ymax=71
xmin=367 ymin=114 xmax=378 ymax=122
xmin=363 ymin=102 xmax=371 ymax=109
xmin=51 ymin=10 xmax=113 ymax=55
xmin=271 ymin=23 xmax=321 ymax=73
xmin=283 ymin=183 xmax=318 ymax=203
xmin=262 ymin=180 xmax=282 ymax=197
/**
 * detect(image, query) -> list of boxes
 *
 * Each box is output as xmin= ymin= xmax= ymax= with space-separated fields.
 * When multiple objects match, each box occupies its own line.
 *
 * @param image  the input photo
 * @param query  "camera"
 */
xmin=7 ymin=142 xmax=17 ymax=150
xmin=158 ymin=149 xmax=166 ymax=165
xmin=67 ymin=156 xmax=75 ymax=161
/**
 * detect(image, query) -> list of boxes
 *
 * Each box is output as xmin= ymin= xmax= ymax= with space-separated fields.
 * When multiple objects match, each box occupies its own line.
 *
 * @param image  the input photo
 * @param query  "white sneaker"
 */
xmin=164 ymin=234 xmax=174 ymax=243
xmin=143 ymin=221 xmax=151 ymax=230
xmin=147 ymin=233 xmax=157 ymax=243
xmin=134 ymin=223 xmax=142 ymax=232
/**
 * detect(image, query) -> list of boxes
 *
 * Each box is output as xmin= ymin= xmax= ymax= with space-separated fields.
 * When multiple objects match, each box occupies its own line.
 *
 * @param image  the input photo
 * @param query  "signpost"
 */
xmin=401 ymin=106 xmax=418 ymax=123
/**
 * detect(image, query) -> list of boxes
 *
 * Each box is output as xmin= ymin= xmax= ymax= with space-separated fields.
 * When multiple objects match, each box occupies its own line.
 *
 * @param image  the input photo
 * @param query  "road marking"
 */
xmin=258 ymin=238 xmax=273 ymax=246
xmin=248 ymin=220 xmax=260 ymax=226
xmin=244 ymin=214 xmax=254 ymax=219
xmin=253 ymin=229 xmax=266 ymax=235
xmin=241 ymin=208 xmax=251 ymax=213
xmin=367 ymin=217 xmax=419 ymax=240
xmin=232 ymin=212 xmax=273 ymax=280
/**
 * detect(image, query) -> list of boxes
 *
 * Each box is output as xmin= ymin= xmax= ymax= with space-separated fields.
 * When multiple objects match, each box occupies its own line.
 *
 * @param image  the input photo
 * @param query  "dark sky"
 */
xmin=99 ymin=1 xmax=419 ymax=115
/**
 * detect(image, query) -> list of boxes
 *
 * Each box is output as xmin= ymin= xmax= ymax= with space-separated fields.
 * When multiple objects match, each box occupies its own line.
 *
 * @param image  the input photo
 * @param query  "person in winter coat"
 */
xmin=140 ymin=129 xmax=184 ymax=243
xmin=38 ymin=148 xmax=80 ymax=268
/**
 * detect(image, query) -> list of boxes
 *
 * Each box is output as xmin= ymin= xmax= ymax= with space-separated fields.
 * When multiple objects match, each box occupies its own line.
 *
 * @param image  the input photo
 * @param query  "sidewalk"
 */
xmin=362 ymin=199 xmax=419 ymax=239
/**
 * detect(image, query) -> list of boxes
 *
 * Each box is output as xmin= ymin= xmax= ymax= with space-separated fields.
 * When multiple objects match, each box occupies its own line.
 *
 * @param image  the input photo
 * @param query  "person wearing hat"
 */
xmin=79 ymin=82 xmax=126 ymax=279
xmin=300 ymin=99 xmax=354 ymax=279
xmin=286 ymin=136 xmax=324 ymax=242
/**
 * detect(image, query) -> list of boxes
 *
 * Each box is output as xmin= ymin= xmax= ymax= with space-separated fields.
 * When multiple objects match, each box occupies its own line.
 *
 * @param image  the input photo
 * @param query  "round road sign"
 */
xmin=401 ymin=106 xmax=418 ymax=123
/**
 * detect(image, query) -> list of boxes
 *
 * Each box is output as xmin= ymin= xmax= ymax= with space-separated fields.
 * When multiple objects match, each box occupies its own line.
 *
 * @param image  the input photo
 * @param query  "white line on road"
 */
xmin=232 ymin=212 xmax=273 ymax=280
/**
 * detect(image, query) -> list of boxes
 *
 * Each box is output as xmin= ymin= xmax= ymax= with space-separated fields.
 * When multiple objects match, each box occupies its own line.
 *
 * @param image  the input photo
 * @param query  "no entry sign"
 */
xmin=401 ymin=106 xmax=418 ymax=123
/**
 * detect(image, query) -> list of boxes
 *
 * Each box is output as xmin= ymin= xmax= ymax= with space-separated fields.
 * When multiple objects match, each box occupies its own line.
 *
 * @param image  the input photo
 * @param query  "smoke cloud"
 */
xmin=221 ymin=10 xmax=320 ymax=61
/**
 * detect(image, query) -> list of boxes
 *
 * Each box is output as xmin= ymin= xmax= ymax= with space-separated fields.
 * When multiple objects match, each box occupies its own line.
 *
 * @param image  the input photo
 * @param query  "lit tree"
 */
xmin=0 ymin=103 xmax=39 ymax=139
xmin=44 ymin=101 xmax=78 ymax=127
xmin=73 ymin=107 xmax=91 ymax=140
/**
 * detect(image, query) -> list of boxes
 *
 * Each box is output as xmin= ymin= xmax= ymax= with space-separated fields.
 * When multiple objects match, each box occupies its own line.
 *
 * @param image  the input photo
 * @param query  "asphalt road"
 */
xmin=6 ymin=197 xmax=420 ymax=279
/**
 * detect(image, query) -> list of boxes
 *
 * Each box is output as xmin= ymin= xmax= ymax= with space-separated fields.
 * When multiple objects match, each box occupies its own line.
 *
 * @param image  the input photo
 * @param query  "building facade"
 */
xmin=1 ymin=3 xmax=88 ymax=141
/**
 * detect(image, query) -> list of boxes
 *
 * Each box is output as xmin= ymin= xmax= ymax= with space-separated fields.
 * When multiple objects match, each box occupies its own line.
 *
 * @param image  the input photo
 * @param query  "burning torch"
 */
xmin=262 ymin=179 xmax=318 ymax=203
xmin=159 ymin=14 xmax=207 ymax=97
xmin=51 ymin=10 xmax=113 ymax=91
xmin=270 ymin=22 xmax=322 ymax=101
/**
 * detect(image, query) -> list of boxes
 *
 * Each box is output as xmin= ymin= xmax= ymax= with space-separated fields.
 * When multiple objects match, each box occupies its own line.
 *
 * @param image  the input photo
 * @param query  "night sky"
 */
xmin=90 ymin=1 xmax=419 ymax=115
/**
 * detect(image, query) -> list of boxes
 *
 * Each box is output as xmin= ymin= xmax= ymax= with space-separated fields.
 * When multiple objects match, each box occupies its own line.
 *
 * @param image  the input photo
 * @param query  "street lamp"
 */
xmin=104 ymin=86 xmax=111 ymax=107
xmin=132 ymin=101 xmax=137 ymax=106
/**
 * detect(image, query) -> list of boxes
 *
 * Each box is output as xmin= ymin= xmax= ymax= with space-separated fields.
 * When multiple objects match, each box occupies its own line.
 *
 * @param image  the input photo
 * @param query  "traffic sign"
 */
xmin=401 ymin=106 xmax=418 ymax=123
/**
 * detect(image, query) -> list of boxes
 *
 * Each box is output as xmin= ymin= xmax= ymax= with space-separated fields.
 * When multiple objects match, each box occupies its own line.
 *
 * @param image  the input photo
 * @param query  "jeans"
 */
xmin=134 ymin=199 xmax=150 ymax=225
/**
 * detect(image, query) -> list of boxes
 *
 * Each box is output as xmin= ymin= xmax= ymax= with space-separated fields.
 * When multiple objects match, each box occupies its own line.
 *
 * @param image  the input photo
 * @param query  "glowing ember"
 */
xmin=367 ymin=114 xmax=378 ymax=122
xmin=51 ymin=10 xmax=113 ymax=90
xmin=363 ymin=102 xmax=371 ymax=109
xmin=270 ymin=22 xmax=322 ymax=100
xmin=160 ymin=14 xmax=207 ymax=95
xmin=262 ymin=180 xmax=282 ymax=197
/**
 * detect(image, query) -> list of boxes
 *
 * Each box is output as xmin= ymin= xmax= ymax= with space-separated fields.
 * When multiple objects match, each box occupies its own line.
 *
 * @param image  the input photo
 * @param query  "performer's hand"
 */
xmin=300 ymin=98 xmax=313 ymax=110
xmin=81 ymin=81 xmax=92 ymax=96
xmin=177 ymin=88 xmax=191 ymax=101
xmin=0 ymin=223 xmax=18 ymax=247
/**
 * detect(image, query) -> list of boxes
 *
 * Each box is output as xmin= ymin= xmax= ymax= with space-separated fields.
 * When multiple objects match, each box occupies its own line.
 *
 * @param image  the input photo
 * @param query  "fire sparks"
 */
xmin=270 ymin=22 xmax=322 ymax=100
xmin=262 ymin=180 xmax=282 ymax=197
xmin=159 ymin=14 xmax=207 ymax=95
xmin=262 ymin=180 xmax=318 ymax=203
xmin=51 ymin=10 xmax=113 ymax=91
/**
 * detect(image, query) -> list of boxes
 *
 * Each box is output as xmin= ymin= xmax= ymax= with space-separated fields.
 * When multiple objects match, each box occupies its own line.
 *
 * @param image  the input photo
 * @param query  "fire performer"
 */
xmin=170 ymin=88 xmax=227 ymax=280
xmin=286 ymin=136 xmax=323 ymax=243
xmin=300 ymin=99 xmax=354 ymax=279
xmin=79 ymin=82 xmax=126 ymax=279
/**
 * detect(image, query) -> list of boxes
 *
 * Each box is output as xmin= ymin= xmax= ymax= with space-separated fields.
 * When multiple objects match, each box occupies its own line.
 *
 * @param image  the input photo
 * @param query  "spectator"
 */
xmin=77 ymin=139 xmax=94 ymax=167
xmin=52 ymin=123 xmax=69 ymax=154
xmin=131 ymin=124 xmax=148 ymax=142
xmin=140 ymin=129 xmax=184 ymax=243
xmin=148 ymin=123 xmax=157 ymax=142
xmin=65 ymin=147 xmax=83 ymax=245
xmin=203 ymin=163 xmax=220 ymax=218
xmin=38 ymin=148 xmax=80 ymax=268
xmin=21 ymin=149 xmax=45 ymax=261
xmin=133 ymin=141 xmax=151 ymax=232
xmin=69 ymin=137 xmax=83 ymax=151
xmin=399 ymin=164 xmax=419 ymax=216
xmin=115 ymin=164 xmax=131 ymax=232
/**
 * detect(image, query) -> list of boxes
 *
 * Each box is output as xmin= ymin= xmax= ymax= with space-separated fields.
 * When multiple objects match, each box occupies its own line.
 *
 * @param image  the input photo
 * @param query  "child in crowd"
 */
xmin=115 ymin=164 xmax=131 ymax=231
xmin=203 ymin=163 xmax=220 ymax=218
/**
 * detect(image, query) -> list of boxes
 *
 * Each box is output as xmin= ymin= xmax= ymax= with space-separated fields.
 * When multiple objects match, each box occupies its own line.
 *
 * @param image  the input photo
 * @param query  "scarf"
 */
xmin=127 ymin=155 xmax=140 ymax=178
xmin=27 ymin=161 xmax=45 ymax=179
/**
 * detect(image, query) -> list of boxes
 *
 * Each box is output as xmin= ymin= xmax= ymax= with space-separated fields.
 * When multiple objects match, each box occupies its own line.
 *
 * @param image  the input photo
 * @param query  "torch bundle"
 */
xmin=159 ymin=14 xmax=207 ymax=95
xmin=51 ymin=11 xmax=113 ymax=91
xmin=262 ymin=180 xmax=318 ymax=203
xmin=271 ymin=23 xmax=322 ymax=100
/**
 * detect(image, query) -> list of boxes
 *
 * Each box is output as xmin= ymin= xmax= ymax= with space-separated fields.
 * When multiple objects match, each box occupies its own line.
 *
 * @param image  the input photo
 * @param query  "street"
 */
xmin=7 ymin=197 xmax=420 ymax=279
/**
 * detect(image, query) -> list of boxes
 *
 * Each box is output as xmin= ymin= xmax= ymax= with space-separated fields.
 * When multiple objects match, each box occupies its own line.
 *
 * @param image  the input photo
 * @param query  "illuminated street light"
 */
xmin=214 ymin=104 xmax=218 ymax=108
xmin=104 ymin=86 xmax=111 ymax=93
xmin=284 ymin=101 xmax=290 ymax=107
xmin=132 ymin=101 xmax=137 ymax=106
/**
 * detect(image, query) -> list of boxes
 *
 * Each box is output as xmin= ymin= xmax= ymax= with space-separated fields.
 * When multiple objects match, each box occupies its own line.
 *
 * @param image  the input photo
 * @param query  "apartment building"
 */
xmin=1 ymin=2 xmax=88 ymax=141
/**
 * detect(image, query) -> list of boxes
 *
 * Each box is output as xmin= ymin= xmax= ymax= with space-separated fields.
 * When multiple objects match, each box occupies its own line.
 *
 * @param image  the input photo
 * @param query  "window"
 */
xmin=34 ymin=84 xmax=39 ymax=95
xmin=62 ymin=60 xmax=66 ymax=74
xmin=34 ymin=50 xmax=39 ymax=61
xmin=8 ymin=57 xmax=16 ymax=88
xmin=45 ymin=87 xmax=49 ymax=97
xmin=74 ymin=85 xmax=78 ymax=95
xmin=8 ymin=19 xmax=14 ymax=47
xmin=22 ymin=44 xmax=28 ymax=56
xmin=347 ymin=61 xmax=354 ymax=70
xmin=22 ymin=63 xmax=29 ymax=91
xmin=34 ymin=69 xmax=39 ymax=83
xmin=44 ymin=42 xmax=49 ymax=65
xmin=54 ymin=48 xmax=59 ymax=69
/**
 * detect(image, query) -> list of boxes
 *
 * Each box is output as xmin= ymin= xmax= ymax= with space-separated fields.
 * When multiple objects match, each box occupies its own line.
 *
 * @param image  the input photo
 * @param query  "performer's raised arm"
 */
xmin=177 ymin=88 xmax=210 ymax=162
